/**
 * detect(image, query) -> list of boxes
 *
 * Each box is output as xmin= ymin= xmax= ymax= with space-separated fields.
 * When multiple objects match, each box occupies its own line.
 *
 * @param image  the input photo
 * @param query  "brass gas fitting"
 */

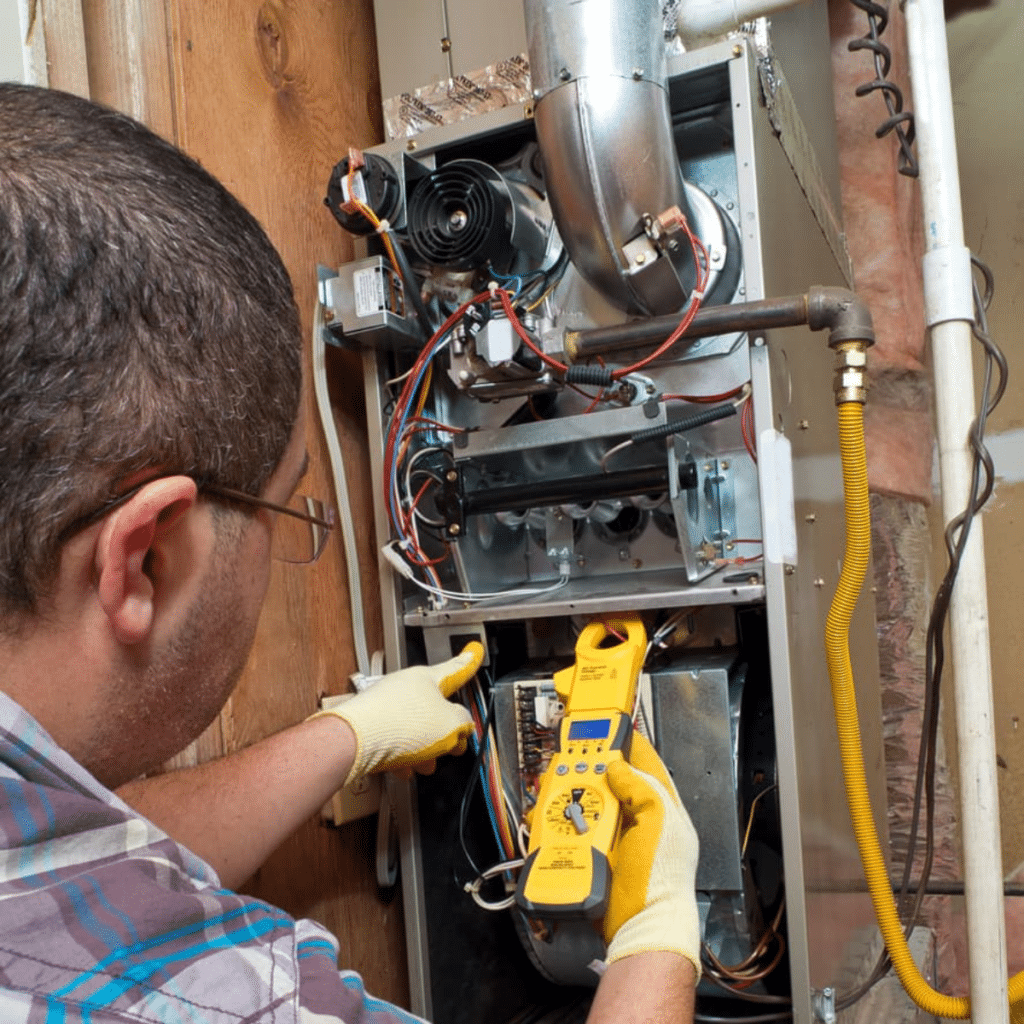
xmin=832 ymin=342 xmax=869 ymax=405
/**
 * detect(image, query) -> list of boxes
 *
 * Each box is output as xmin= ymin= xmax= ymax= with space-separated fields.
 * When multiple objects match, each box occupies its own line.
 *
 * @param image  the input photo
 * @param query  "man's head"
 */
xmin=0 ymin=83 xmax=302 ymax=630
xmin=0 ymin=85 xmax=304 ymax=782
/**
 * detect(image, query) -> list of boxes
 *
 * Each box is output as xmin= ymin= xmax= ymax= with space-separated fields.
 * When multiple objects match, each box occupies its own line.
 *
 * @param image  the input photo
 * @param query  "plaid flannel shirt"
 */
xmin=0 ymin=690 xmax=424 ymax=1024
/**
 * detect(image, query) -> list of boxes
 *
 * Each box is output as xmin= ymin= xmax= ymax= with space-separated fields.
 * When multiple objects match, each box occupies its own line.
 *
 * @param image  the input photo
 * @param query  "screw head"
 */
xmin=635 ymin=252 xmax=647 ymax=265
xmin=448 ymin=523 xmax=461 ymax=536
xmin=322 ymin=308 xmax=335 ymax=322
xmin=440 ymin=36 xmax=451 ymax=52
xmin=446 ymin=469 xmax=458 ymax=483
xmin=558 ymin=66 xmax=571 ymax=81
xmin=632 ymin=558 xmax=643 ymax=569
xmin=798 ymin=419 xmax=810 ymax=430
xmin=732 ymin=43 xmax=743 ymax=57
xmin=784 ymin=564 xmax=795 ymax=575
xmin=805 ymin=513 xmax=816 ymax=523
xmin=632 ymin=67 xmax=644 ymax=80
xmin=407 ymin=139 xmax=417 ymax=151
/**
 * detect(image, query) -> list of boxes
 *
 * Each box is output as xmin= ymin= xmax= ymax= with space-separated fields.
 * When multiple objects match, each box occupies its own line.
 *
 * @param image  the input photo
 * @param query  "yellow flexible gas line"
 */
xmin=826 ymin=399 xmax=1024 ymax=1019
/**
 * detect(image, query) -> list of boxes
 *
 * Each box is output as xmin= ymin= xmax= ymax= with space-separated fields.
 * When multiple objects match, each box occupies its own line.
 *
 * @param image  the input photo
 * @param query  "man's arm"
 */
xmin=584 ymin=732 xmax=703 ymax=1024
xmin=117 ymin=714 xmax=357 ymax=889
xmin=118 ymin=643 xmax=483 ymax=889
xmin=589 ymin=953 xmax=696 ymax=1024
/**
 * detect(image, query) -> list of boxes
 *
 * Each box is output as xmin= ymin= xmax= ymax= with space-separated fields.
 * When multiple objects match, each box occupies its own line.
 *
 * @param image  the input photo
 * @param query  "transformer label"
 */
xmin=353 ymin=267 xmax=386 ymax=318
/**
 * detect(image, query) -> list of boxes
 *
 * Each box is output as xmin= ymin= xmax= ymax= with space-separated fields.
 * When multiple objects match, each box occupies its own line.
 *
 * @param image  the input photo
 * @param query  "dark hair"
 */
xmin=0 ymin=84 xmax=302 ymax=622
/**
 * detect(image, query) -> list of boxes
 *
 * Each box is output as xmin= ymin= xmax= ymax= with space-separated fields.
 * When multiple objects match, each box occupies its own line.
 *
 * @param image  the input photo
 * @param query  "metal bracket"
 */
xmin=812 ymin=986 xmax=837 ymax=1024
xmin=544 ymin=507 xmax=575 ymax=570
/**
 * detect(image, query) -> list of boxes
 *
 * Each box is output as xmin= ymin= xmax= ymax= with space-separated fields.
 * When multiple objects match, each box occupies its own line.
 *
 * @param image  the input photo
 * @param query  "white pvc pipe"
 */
xmin=904 ymin=2 xmax=1009 ymax=1021
xmin=675 ymin=0 xmax=808 ymax=46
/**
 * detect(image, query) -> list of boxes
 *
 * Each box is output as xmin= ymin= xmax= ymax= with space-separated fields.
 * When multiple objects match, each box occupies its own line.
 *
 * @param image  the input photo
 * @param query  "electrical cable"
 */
xmin=311 ymin=302 xmax=374 ymax=681
xmin=694 ymin=1013 xmax=792 ymax=1024
xmin=464 ymin=858 xmax=525 ymax=911
xmin=835 ymin=254 xmax=1008 ymax=1011
xmin=847 ymin=0 xmax=918 ymax=177
xmin=458 ymin=681 xmax=499 ymax=879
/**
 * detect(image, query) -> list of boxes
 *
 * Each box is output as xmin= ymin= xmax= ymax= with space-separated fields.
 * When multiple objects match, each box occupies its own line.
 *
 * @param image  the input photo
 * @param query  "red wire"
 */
xmin=610 ymin=221 xmax=711 ymax=379
xmin=741 ymin=396 xmax=758 ymax=464
xmin=384 ymin=292 xmax=491 ymax=538
xmin=663 ymin=385 xmax=746 ymax=404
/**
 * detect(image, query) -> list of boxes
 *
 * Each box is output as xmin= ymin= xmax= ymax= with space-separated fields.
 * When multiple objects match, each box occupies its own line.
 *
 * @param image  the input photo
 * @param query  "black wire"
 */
xmin=847 ymin=0 xmax=919 ymax=177
xmin=385 ymin=227 xmax=436 ymax=338
xmin=456 ymin=672 xmax=498 ymax=881
xmin=701 ymin=972 xmax=791 ymax=1005
xmin=695 ymin=1014 xmax=793 ymax=1024
xmin=837 ymin=254 xmax=1007 ymax=1011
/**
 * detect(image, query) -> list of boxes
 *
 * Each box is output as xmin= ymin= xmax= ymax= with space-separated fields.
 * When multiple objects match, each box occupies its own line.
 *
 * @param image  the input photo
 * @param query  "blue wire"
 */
xmin=465 ymin=694 xmax=505 ymax=857
xmin=387 ymin=327 xmax=454 ymax=533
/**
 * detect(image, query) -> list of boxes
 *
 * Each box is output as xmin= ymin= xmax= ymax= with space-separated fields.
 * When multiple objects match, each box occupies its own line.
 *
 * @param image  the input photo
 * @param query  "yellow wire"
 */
xmin=828 ymin=399 xmax=1024 ymax=1018
xmin=345 ymin=163 xmax=403 ymax=280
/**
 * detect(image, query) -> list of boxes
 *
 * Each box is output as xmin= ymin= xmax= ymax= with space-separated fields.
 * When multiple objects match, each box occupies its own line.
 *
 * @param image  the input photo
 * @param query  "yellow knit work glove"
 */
xmin=603 ymin=732 xmax=702 ymax=979
xmin=312 ymin=642 xmax=483 ymax=786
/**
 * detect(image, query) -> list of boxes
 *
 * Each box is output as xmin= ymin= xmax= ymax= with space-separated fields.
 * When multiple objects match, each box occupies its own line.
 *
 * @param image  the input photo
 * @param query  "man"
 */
xmin=0 ymin=84 xmax=700 ymax=1023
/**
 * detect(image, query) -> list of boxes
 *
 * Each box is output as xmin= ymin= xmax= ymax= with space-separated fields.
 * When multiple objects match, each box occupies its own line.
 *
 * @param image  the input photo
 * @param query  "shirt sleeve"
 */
xmin=295 ymin=919 xmax=430 ymax=1024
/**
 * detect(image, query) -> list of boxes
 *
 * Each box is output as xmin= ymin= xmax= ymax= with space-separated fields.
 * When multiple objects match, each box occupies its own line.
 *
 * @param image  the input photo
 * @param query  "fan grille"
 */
xmin=407 ymin=163 xmax=510 ymax=271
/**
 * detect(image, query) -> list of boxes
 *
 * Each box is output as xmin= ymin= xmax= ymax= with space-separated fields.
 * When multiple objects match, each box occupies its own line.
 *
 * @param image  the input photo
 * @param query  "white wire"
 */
xmin=600 ymin=438 xmax=634 ymax=473
xmin=403 ymin=446 xmax=446 ymax=527
xmin=517 ymin=821 xmax=531 ymax=860
xmin=312 ymin=302 xmax=373 ymax=679
xmin=404 ymin=571 xmax=571 ymax=604
xmin=385 ymin=335 xmax=454 ymax=387
xmin=464 ymin=857 xmax=525 ymax=912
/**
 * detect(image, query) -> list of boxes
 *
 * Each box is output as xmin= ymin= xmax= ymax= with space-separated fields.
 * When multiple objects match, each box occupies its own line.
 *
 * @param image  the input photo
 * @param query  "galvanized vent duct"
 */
xmin=524 ymin=0 xmax=695 ymax=316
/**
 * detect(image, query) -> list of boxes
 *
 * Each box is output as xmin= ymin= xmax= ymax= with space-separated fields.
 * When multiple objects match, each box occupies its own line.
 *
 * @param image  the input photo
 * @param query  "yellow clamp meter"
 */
xmin=515 ymin=615 xmax=646 ymax=919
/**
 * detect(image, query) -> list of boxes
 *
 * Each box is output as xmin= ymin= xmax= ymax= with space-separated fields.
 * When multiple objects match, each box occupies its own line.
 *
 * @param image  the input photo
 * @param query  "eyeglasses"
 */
xmin=201 ymin=482 xmax=335 ymax=565
xmin=60 ymin=478 xmax=336 ymax=565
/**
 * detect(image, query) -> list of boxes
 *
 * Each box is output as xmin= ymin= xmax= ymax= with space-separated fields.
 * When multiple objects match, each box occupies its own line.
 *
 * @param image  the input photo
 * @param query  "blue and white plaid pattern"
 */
xmin=0 ymin=690 xmax=423 ymax=1024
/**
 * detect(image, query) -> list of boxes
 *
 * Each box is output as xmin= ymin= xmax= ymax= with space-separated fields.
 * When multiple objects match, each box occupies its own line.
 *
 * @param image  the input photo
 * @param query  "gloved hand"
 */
xmin=603 ymin=732 xmax=702 ymax=979
xmin=312 ymin=642 xmax=483 ymax=786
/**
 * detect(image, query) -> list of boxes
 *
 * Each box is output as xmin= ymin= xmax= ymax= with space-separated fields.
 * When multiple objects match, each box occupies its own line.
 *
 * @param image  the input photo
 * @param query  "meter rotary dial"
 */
xmin=545 ymin=786 xmax=604 ymax=836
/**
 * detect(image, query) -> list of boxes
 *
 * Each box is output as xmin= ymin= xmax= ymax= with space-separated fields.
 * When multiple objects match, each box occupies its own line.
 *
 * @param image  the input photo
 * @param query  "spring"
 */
xmin=847 ymin=0 xmax=919 ymax=178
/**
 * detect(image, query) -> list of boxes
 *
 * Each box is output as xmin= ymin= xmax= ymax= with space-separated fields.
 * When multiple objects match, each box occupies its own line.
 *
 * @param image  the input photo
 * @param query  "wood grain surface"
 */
xmin=68 ymin=0 xmax=408 ymax=1006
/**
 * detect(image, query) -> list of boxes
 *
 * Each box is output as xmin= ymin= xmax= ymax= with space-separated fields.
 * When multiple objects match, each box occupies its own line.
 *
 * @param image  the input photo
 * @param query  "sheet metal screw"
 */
xmin=440 ymin=37 xmax=451 ymax=52
xmin=446 ymin=470 xmax=458 ymax=482
xmin=559 ymin=66 xmax=571 ymax=81
xmin=448 ymin=523 xmax=461 ymax=536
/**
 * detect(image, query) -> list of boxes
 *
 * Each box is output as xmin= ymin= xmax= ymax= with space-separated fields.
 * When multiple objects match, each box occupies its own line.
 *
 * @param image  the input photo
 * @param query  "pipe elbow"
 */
xmin=807 ymin=286 xmax=875 ymax=349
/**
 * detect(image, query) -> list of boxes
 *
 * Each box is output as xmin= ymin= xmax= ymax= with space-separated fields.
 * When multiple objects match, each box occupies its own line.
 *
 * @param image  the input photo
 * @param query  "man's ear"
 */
xmin=95 ymin=477 xmax=198 ymax=646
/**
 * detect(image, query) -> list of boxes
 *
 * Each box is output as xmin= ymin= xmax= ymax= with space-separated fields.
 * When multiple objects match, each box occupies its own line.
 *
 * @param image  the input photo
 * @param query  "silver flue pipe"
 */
xmin=523 ymin=0 xmax=693 ymax=316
